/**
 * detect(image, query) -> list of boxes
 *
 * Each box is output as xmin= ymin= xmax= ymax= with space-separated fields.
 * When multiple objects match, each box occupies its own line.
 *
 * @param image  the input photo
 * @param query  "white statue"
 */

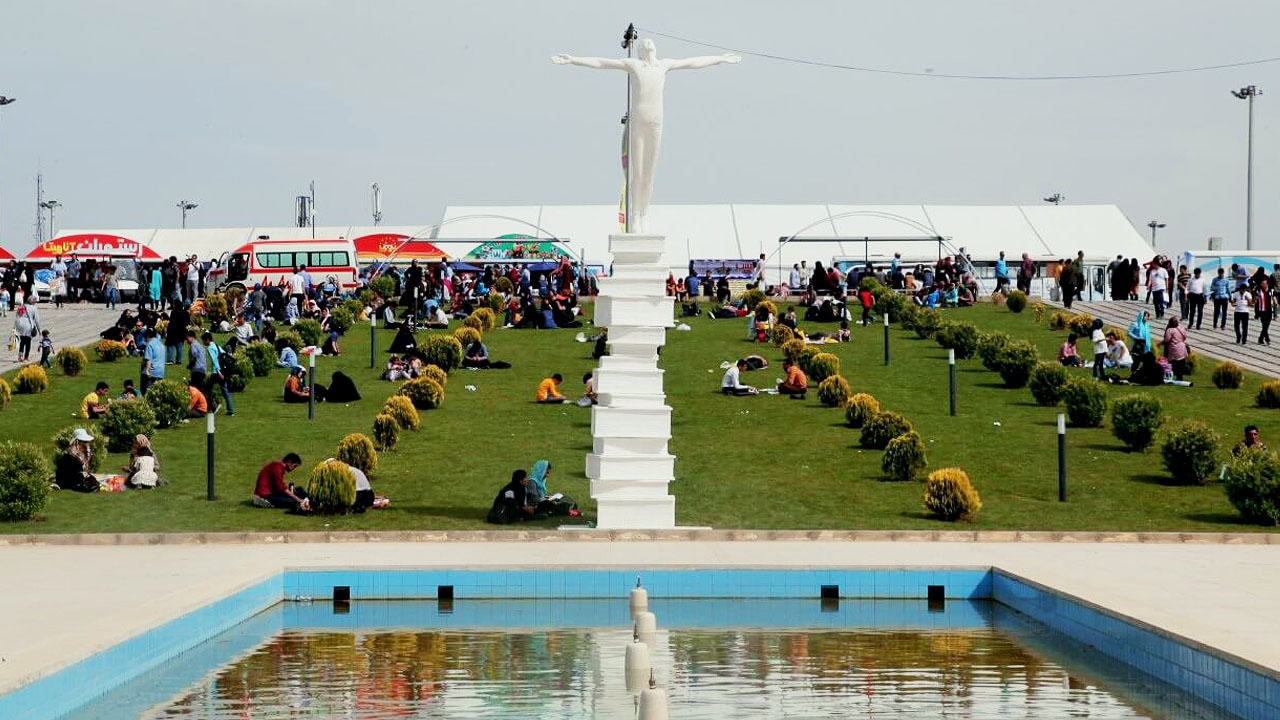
xmin=552 ymin=39 xmax=740 ymax=233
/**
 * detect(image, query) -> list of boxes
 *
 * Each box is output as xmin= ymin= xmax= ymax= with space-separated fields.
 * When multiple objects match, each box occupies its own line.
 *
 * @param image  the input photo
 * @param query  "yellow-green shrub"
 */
xmin=0 ymin=378 xmax=10 ymax=410
xmin=740 ymin=288 xmax=766 ymax=310
xmin=771 ymin=324 xmax=795 ymax=348
xmin=781 ymin=338 xmax=806 ymax=362
xmin=844 ymin=393 xmax=880 ymax=428
xmin=804 ymin=352 xmax=840 ymax=383
xmin=14 ymin=365 xmax=47 ymax=394
xmin=380 ymin=395 xmax=420 ymax=431
xmin=423 ymin=335 xmax=463 ymax=371
xmin=860 ymin=411 xmax=913 ymax=450
xmin=462 ymin=314 xmax=484 ymax=332
xmin=473 ymin=306 xmax=498 ymax=331
xmin=94 ymin=339 xmax=128 ymax=362
xmin=1212 ymin=362 xmax=1244 ymax=389
xmin=373 ymin=412 xmax=399 ymax=451
xmin=817 ymin=375 xmax=851 ymax=407
xmin=306 ymin=459 xmax=356 ymax=513
xmin=0 ymin=441 xmax=52 ymax=522
xmin=882 ymin=431 xmax=927 ymax=482
xmin=422 ymin=364 xmax=448 ymax=387
xmin=337 ymin=433 xmax=378 ymax=474
xmin=399 ymin=377 xmax=444 ymax=410
xmin=1257 ymin=381 xmax=1280 ymax=408
xmin=923 ymin=468 xmax=982 ymax=522
xmin=55 ymin=347 xmax=88 ymax=377
xmin=1161 ymin=421 xmax=1221 ymax=486
xmin=454 ymin=326 xmax=481 ymax=348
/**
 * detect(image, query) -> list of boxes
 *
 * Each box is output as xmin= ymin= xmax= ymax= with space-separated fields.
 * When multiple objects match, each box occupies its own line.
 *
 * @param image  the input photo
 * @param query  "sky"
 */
xmin=1 ymin=1 xmax=1278 ymax=256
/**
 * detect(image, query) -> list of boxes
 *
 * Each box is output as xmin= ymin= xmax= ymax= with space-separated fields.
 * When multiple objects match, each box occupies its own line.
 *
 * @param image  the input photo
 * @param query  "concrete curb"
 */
xmin=1 ymin=529 xmax=1276 ymax=546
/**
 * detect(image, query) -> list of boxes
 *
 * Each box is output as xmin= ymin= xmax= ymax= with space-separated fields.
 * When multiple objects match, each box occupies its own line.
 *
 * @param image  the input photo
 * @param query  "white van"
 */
xmin=207 ymin=237 xmax=359 ymax=293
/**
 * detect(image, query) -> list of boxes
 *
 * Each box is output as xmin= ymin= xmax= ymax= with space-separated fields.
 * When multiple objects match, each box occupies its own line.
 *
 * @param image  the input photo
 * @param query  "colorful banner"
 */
xmin=352 ymin=233 xmax=447 ymax=264
xmin=25 ymin=234 xmax=162 ymax=261
xmin=465 ymin=236 xmax=570 ymax=262
xmin=691 ymin=258 xmax=756 ymax=279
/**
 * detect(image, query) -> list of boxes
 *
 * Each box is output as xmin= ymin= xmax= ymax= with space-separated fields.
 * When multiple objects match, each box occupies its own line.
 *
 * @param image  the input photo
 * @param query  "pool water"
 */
xmin=70 ymin=600 xmax=1236 ymax=719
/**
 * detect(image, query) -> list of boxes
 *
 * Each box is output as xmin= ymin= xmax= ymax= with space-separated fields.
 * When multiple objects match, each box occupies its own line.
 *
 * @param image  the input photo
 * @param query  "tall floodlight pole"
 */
xmin=309 ymin=181 xmax=316 ymax=239
xmin=177 ymin=200 xmax=198 ymax=228
xmin=0 ymin=97 xmax=14 ymax=245
xmin=1147 ymin=220 xmax=1166 ymax=249
xmin=40 ymin=199 xmax=61 ymax=238
xmin=1231 ymin=85 xmax=1261 ymax=250
xmin=622 ymin=22 xmax=637 ymax=234
xmin=34 ymin=173 xmax=44 ymax=243
xmin=1043 ymin=193 xmax=1065 ymax=205
xmin=371 ymin=183 xmax=382 ymax=226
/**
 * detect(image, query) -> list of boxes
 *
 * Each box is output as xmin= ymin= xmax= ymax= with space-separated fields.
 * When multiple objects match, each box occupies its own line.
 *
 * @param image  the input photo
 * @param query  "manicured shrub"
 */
xmin=295 ymin=318 xmax=323 ymax=347
xmin=274 ymin=330 xmax=303 ymax=353
xmin=473 ymin=306 xmax=498 ymax=331
xmin=912 ymin=308 xmax=942 ymax=339
xmin=882 ymin=431 xmax=927 ymax=482
xmin=782 ymin=338 xmax=807 ymax=362
xmin=1110 ymin=395 xmax=1163 ymax=451
xmin=1062 ymin=377 xmax=1108 ymax=428
xmin=373 ymin=412 xmax=399 ymax=451
xmin=934 ymin=321 xmax=979 ymax=359
xmin=0 ymin=378 xmax=10 ymax=410
xmin=756 ymin=300 xmax=776 ymax=318
xmin=52 ymin=425 xmax=107 ymax=472
xmin=804 ymin=352 xmax=840 ymax=383
xmin=1183 ymin=351 xmax=1200 ymax=376
xmin=422 ymin=364 xmax=448 ymax=387
xmin=145 ymin=379 xmax=189 ymax=429
xmin=100 ymin=399 xmax=156 ymax=452
xmin=370 ymin=275 xmax=397 ymax=300
xmin=485 ymin=292 xmax=505 ymax=313
xmin=341 ymin=297 xmax=366 ymax=322
xmin=1160 ymin=421 xmax=1221 ymax=485
xmin=897 ymin=303 xmax=919 ymax=331
xmin=244 ymin=341 xmax=276 ymax=377
xmin=493 ymin=276 xmax=514 ymax=294
xmin=1005 ymin=290 xmax=1027 ymax=313
xmin=224 ymin=348 xmax=253 ymax=392
xmin=94 ymin=339 xmax=128 ymax=362
xmin=845 ymin=393 xmax=880 ymax=428
xmin=771 ymin=324 xmax=795 ymax=348
xmin=1067 ymin=314 xmax=1095 ymax=338
xmin=14 ymin=365 xmax=48 ymax=394
xmin=1048 ymin=311 xmax=1071 ymax=330
xmin=989 ymin=291 xmax=1006 ymax=307
xmin=976 ymin=331 xmax=1012 ymax=372
xmin=1222 ymin=448 xmax=1280 ymax=525
xmin=154 ymin=319 xmax=169 ymax=337
xmin=399 ymin=377 xmax=444 ymax=410
xmin=995 ymin=341 xmax=1038 ymax=388
xmin=337 ymin=433 xmax=378 ymax=474
xmin=55 ymin=347 xmax=88 ymax=377
xmin=0 ymin=441 xmax=53 ymax=522
xmin=423 ymin=334 xmax=463 ymax=371
xmin=1028 ymin=363 xmax=1069 ymax=406
xmin=923 ymin=468 xmax=982 ymax=522
xmin=462 ymin=314 xmax=484 ymax=332
xmin=204 ymin=293 xmax=230 ymax=325
xmin=454 ymin=325 xmax=481 ymax=349
xmin=1032 ymin=301 xmax=1046 ymax=323
xmin=327 ymin=306 xmax=354 ymax=335
xmin=1257 ymin=381 xmax=1280 ymax=409
xmin=860 ymin=411 xmax=913 ymax=450
xmin=307 ymin=458 xmax=356 ymax=513
xmin=740 ymin=288 xmax=766 ymax=310
xmin=1212 ymin=362 xmax=1244 ymax=389
xmin=873 ymin=290 xmax=907 ymax=322
xmin=817 ymin=375 xmax=851 ymax=407
xmin=381 ymin=395 xmax=421 ymax=430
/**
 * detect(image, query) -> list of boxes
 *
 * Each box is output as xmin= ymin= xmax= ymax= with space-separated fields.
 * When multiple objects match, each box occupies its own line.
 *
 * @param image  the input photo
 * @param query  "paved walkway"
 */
xmin=0 ymin=540 xmax=1276 ymax=697
xmin=1060 ymin=299 xmax=1280 ymax=378
xmin=0 ymin=303 xmax=119 ymax=375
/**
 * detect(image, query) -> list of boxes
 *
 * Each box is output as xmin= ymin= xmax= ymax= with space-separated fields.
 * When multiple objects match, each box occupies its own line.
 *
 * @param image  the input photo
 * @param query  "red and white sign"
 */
xmin=353 ymin=233 xmax=447 ymax=264
xmin=25 ymin=234 xmax=163 ymax=261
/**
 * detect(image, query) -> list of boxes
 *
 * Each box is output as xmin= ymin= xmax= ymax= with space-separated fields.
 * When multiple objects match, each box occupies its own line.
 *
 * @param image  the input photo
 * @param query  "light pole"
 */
xmin=177 ymin=200 xmax=197 ymax=228
xmin=1147 ymin=220 xmax=1166 ymax=249
xmin=1231 ymin=85 xmax=1261 ymax=250
xmin=40 ymin=199 xmax=61 ymax=237
xmin=1043 ymin=193 xmax=1065 ymax=205
xmin=0 ymin=97 xmax=14 ymax=245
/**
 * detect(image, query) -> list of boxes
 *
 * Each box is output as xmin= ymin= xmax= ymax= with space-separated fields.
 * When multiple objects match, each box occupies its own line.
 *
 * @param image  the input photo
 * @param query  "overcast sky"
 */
xmin=1 ymin=1 xmax=1277 ymax=255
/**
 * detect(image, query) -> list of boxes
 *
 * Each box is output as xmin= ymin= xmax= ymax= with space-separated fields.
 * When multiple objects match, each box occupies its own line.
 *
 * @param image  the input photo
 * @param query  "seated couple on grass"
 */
xmin=721 ymin=357 xmax=769 ymax=396
xmin=485 ymin=460 xmax=577 ymax=524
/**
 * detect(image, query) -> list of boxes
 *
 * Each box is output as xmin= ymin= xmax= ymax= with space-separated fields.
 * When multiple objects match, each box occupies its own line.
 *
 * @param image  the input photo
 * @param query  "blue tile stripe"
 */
xmin=993 ymin=569 xmax=1280 ymax=720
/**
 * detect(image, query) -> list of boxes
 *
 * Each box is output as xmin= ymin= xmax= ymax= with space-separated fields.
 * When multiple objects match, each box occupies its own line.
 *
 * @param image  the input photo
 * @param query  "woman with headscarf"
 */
xmin=55 ymin=428 xmax=99 ymax=492
xmin=1127 ymin=310 xmax=1151 ymax=356
xmin=486 ymin=469 xmax=533 ymax=524
xmin=810 ymin=262 xmax=829 ymax=296
xmin=126 ymin=434 xmax=160 ymax=488
xmin=527 ymin=460 xmax=551 ymax=507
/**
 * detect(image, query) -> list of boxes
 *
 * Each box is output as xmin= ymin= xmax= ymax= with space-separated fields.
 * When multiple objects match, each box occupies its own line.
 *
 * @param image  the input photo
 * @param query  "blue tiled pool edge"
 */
xmin=4 ymin=566 xmax=1278 ymax=720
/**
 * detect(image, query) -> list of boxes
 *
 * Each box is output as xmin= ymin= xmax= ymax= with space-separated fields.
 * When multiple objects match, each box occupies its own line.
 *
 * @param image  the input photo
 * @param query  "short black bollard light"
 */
xmin=308 ymin=350 xmax=316 ymax=421
xmin=948 ymin=348 xmax=957 ymax=416
xmin=206 ymin=411 xmax=216 ymax=501
xmin=883 ymin=312 xmax=890 ymax=366
xmin=369 ymin=314 xmax=377 ymax=369
xmin=1057 ymin=413 xmax=1067 ymax=501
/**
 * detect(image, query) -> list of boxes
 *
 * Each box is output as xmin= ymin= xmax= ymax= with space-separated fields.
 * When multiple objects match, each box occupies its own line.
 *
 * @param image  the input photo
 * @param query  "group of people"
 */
xmin=485 ymin=460 xmax=575 ymax=523
xmin=251 ymin=452 xmax=385 ymax=512
xmin=1057 ymin=311 xmax=1193 ymax=385
xmin=54 ymin=428 xmax=160 ymax=493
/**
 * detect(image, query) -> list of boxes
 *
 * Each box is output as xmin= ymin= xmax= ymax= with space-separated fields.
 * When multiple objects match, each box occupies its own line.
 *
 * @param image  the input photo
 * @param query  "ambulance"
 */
xmin=207 ymin=237 xmax=359 ymax=293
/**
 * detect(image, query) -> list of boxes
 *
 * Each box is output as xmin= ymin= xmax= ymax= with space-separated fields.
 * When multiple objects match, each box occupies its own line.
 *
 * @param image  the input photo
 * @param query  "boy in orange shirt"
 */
xmin=778 ymin=359 xmax=808 ymax=399
xmin=536 ymin=373 xmax=566 ymax=404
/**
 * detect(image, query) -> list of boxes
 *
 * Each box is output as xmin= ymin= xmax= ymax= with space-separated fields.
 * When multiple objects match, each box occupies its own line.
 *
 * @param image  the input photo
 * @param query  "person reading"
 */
xmin=536 ymin=374 xmax=566 ymax=403
xmin=187 ymin=383 xmax=208 ymax=417
xmin=284 ymin=366 xmax=311 ymax=403
xmin=777 ymin=358 xmax=807 ymax=398
xmin=252 ymin=452 xmax=307 ymax=509
xmin=721 ymin=358 xmax=757 ymax=396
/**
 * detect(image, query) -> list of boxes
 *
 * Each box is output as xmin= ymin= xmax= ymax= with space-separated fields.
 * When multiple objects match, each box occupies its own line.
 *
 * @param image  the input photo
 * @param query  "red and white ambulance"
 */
xmin=207 ymin=237 xmax=360 ymax=293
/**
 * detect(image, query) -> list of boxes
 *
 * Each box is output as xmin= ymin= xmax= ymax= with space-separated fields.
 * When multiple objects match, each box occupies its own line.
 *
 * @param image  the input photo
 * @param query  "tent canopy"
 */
xmin=0 ymin=246 xmax=13 ymax=261
xmin=25 ymin=233 xmax=163 ymax=262
xmin=353 ymin=233 xmax=447 ymax=264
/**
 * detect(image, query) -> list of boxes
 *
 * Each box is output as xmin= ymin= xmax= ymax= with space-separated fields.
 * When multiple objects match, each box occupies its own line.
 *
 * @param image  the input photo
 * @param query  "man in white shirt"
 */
xmin=1148 ymin=264 xmax=1169 ymax=319
xmin=289 ymin=266 xmax=307 ymax=317
xmin=1231 ymin=282 xmax=1253 ymax=345
xmin=788 ymin=264 xmax=802 ymax=296
xmin=185 ymin=257 xmax=200 ymax=304
xmin=720 ymin=358 xmax=757 ymax=396
xmin=1104 ymin=332 xmax=1132 ymax=368
xmin=1186 ymin=268 xmax=1207 ymax=330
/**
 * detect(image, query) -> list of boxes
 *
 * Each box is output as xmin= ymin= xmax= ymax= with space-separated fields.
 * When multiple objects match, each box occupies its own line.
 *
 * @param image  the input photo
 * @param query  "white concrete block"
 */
xmin=593 ymin=436 xmax=669 ymax=456
xmin=594 ymin=295 xmax=675 ymax=328
xmin=586 ymin=453 xmax=675 ymax=481
xmin=591 ymin=405 xmax=671 ymax=438
xmin=596 ymin=391 xmax=667 ymax=409
xmin=596 ymin=367 xmax=664 ymax=395
xmin=594 ymin=495 xmax=675 ymax=529
xmin=609 ymin=234 xmax=667 ymax=261
xmin=606 ymin=326 xmax=668 ymax=348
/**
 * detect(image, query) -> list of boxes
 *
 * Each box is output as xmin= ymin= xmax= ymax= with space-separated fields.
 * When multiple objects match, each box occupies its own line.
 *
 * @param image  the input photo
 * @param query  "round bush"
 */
xmin=100 ymin=399 xmax=157 ymax=452
xmin=462 ymin=314 xmax=484 ymax=332
xmin=306 ymin=458 xmax=356 ymax=513
xmin=1062 ymin=377 xmax=1108 ymax=428
xmin=145 ymin=379 xmax=189 ymax=429
xmin=370 ymin=275 xmax=397 ymax=300
xmin=337 ymin=433 xmax=378 ymax=474
xmin=224 ymin=348 xmax=253 ymax=392
xmin=423 ymin=335 xmax=463 ymax=371
xmin=740 ymin=288 xmax=766 ymax=310
xmin=897 ymin=303 xmax=919 ymax=331
xmin=1110 ymin=395 xmax=1163 ymax=451
xmin=454 ymin=326 xmax=482 ymax=349
xmin=1028 ymin=363 xmax=1069 ymax=406
xmin=473 ymin=306 xmax=498 ymax=331
xmin=327 ymin=306 xmax=354 ymax=335
xmin=882 ymin=431 xmax=927 ymax=482
xmin=845 ymin=393 xmax=880 ymax=428
xmin=923 ymin=468 xmax=982 ymax=522
xmin=1161 ymin=421 xmax=1221 ymax=485
xmin=381 ymin=394 xmax=421 ymax=431
xmin=860 ymin=411 xmax=913 ymax=450
xmin=422 ymin=364 xmax=448 ymax=387
xmin=15 ymin=365 xmax=48 ymax=394
xmin=977 ymin=332 xmax=1012 ymax=372
xmin=244 ymin=341 xmax=276 ymax=377
xmin=995 ymin=341 xmax=1039 ymax=389
xmin=934 ymin=321 xmax=979 ymax=359
xmin=1048 ymin=311 xmax=1071 ymax=330
xmin=1182 ymin=351 xmax=1200 ymax=376
xmin=1257 ymin=381 xmax=1280 ymax=408
xmin=341 ymin=297 xmax=366 ymax=322
xmin=485 ymin=292 xmax=505 ymax=313
xmin=94 ymin=339 xmax=128 ymax=362
xmin=756 ymin=300 xmax=776 ymax=318
xmin=55 ymin=347 xmax=88 ymax=377
xmin=1212 ymin=362 xmax=1244 ymax=390
xmin=493 ymin=276 xmax=514 ymax=294
xmin=373 ymin=412 xmax=399 ymax=451
xmin=274 ymin=330 xmax=303 ymax=353
xmin=52 ymin=425 xmax=107 ymax=472
xmin=0 ymin=441 xmax=53 ymax=522
xmin=817 ymin=375 xmax=851 ymax=407
xmin=0 ymin=378 xmax=10 ymax=410
xmin=913 ymin=309 xmax=943 ymax=339
xmin=873 ymin=291 xmax=907 ymax=322
xmin=399 ymin=377 xmax=444 ymax=410
xmin=204 ymin=293 xmax=230 ymax=325
xmin=1067 ymin=314 xmax=1095 ymax=337
xmin=771 ymin=324 xmax=795 ymax=348
xmin=781 ymin=338 xmax=807 ymax=362
xmin=1005 ymin=290 xmax=1027 ymax=313
xmin=1223 ymin=448 xmax=1280 ymax=525
xmin=295 ymin=319 xmax=323 ymax=347
xmin=805 ymin=352 xmax=840 ymax=383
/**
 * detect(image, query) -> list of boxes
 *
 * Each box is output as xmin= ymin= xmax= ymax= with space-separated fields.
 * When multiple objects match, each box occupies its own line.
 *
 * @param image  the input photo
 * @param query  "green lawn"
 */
xmin=1 ymin=301 xmax=1275 ymax=534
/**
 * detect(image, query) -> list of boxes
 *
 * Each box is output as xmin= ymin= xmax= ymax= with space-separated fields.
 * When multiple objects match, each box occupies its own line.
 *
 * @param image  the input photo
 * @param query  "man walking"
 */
xmin=994 ymin=251 xmax=1010 ymax=293
xmin=1257 ymin=278 xmax=1273 ymax=346
xmin=1186 ymin=268 xmax=1207 ymax=330
xmin=202 ymin=331 xmax=235 ymax=416
xmin=141 ymin=328 xmax=165 ymax=394
xmin=1210 ymin=268 xmax=1232 ymax=330
xmin=185 ymin=256 xmax=200 ymax=303
xmin=1148 ymin=261 xmax=1169 ymax=319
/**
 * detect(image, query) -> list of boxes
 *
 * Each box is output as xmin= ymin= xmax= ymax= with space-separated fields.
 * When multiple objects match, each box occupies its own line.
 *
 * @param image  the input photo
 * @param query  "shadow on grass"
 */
xmin=898 ymin=511 xmax=935 ymax=521
xmin=1129 ymin=473 xmax=1175 ymax=486
xmin=976 ymin=382 xmax=1010 ymax=389
xmin=1184 ymin=512 xmax=1256 ymax=526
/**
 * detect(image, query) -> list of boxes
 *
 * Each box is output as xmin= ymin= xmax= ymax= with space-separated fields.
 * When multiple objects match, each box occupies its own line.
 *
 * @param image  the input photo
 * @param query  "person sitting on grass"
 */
xmin=320 ymin=329 xmax=340 ymax=356
xmin=536 ymin=373 xmax=566 ymax=404
xmin=187 ymin=382 xmax=208 ymax=417
xmin=462 ymin=339 xmax=490 ymax=368
xmin=117 ymin=378 xmax=139 ymax=401
xmin=1105 ymin=332 xmax=1133 ymax=369
xmin=1058 ymin=333 xmax=1084 ymax=367
xmin=577 ymin=372 xmax=598 ymax=406
xmin=777 ymin=358 xmax=807 ymax=399
xmin=277 ymin=342 xmax=300 ymax=370
xmin=55 ymin=428 xmax=99 ymax=493
xmin=836 ymin=320 xmax=851 ymax=342
xmin=252 ymin=452 xmax=308 ymax=510
xmin=486 ymin=469 xmax=534 ymax=524
xmin=125 ymin=434 xmax=160 ymax=489
xmin=284 ymin=366 xmax=311 ymax=403
xmin=80 ymin=381 xmax=111 ymax=419
xmin=721 ymin=358 xmax=758 ymax=396
xmin=1233 ymin=425 xmax=1268 ymax=456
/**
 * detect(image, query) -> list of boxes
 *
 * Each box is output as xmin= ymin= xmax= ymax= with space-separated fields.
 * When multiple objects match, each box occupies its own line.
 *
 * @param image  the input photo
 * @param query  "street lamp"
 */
xmin=1231 ymin=85 xmax=1261 ymax=250
xmin=40 ymin=199 xmax=61 ymax=237
xmin=1147 ymin=220 xmax=1166 ymax=248
xmin=1043 ymin=193 xmax=1065 ymax=205
xmin=177 ymin=200 xmax=198 ymax=228
xmin=0 ymin=97 xmax=14 ymax=247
